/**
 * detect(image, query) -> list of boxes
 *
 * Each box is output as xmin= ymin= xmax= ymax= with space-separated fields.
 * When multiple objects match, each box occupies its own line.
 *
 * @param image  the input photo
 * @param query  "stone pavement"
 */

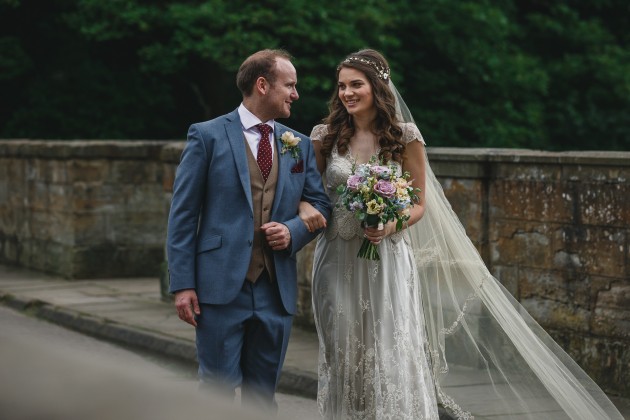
xmin=1 ymin=263 xmax=628 ymax=419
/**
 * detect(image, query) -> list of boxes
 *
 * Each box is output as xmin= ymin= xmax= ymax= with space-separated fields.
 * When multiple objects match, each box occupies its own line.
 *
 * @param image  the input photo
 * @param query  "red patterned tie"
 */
xmin=256 ymin=123 xmax=273 ymax=181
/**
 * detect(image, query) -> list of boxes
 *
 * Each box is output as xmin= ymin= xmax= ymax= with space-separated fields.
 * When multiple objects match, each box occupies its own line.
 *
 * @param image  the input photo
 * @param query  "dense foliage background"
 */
xmin=1 ymin=0 xmax=628 ymax=150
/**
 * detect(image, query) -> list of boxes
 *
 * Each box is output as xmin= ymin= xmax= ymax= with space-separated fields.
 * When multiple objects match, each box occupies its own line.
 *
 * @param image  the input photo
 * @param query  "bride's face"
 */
xmin=337 ymin=67 xmax=375 ymax=118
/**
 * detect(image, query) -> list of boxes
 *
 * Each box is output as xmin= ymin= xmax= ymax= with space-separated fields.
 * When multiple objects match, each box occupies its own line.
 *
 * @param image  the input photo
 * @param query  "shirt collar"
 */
xmin=238 ymin=103 xmax=274 ymax=132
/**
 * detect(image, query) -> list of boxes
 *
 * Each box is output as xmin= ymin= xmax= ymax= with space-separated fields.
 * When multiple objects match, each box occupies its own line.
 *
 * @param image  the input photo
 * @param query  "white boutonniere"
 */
xmin=280 ymin=131 xmax=302 ymax=160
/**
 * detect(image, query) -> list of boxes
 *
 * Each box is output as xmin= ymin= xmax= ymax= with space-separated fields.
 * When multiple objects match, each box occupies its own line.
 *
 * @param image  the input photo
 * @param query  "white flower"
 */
xmin=280 ymin=131 xmax=302 ymax=159
xmin=281 ymin=131 xmax=301 ymax=147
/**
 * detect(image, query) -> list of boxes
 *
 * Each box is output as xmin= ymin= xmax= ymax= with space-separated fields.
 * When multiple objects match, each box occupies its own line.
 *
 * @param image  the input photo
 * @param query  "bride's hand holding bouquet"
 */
xmin=337 ymin=157 xmax=421 ymax=260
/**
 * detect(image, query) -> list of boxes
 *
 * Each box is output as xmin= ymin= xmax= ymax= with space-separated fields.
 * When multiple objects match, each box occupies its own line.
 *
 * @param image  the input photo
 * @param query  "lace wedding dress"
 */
xmin=311 ymin=123 xmax=440 ymax=420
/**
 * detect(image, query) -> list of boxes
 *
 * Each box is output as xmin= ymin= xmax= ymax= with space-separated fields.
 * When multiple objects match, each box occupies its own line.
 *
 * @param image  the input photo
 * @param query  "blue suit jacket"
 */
xmin=166 ymin=109 xmax=331 ymax=314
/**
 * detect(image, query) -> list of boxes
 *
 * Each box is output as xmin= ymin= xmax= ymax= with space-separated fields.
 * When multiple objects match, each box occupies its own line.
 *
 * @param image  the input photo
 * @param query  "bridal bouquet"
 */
xmin=336 ymin=158 xmax=421 ymax=260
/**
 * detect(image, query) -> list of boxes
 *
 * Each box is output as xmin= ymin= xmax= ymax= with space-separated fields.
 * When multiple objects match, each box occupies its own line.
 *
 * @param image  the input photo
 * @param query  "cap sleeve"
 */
xmin=401 ymin=122 xmax=426 ymax=145
xmin=310 ymin=124 xmax=328 ymax=142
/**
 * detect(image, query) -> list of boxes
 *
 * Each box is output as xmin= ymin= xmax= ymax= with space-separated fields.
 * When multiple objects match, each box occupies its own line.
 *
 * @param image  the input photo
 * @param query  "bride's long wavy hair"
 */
xmin=320 ymin=49 xmax=405 ymax=164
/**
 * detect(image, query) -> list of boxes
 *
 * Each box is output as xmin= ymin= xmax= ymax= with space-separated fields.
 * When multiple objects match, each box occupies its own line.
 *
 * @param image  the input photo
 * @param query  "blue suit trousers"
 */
xmin=195 ymin=271 xmax=293 ymax=408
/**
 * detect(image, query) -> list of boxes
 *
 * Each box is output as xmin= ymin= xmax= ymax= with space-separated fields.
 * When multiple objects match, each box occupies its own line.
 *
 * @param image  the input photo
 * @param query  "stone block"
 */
xmin=109 ymin=160 xmax=159 ymax=184
xmin=490 ymin=265 xmax=519 ymax=298
xmin=27 ymin=181 xmax=49 ymax=211
xmin=552 ymin=226 xmax=625 ymax=278
xmin=576 ymin=182 xmax=629 ymax=227
xmin=104 ymin=211 xmax=166 ymax=246
xmin=518 ymin=268 xmax=608 ymax=309
xmin=493 ymin=162 xmax=561 ymax=181
xmin=521 ymin=297 xmax=591 ymax=332
xmin=71 ymin=244 xmax=163 ymax=278
xmin=489 ymin=220 xmax=553 ymax=268
xmin=72 ymin=182 xmax=123 ymax=212
xmin=593 ymin=283 xmax=630 ymax=339
xmin=48 ymin=184 xmax=72 ymax=212
xmin=126 ymin=184 xmax=164 ymax=209
xmin=489 ymin=180 xmax=573 ymax=223
xmin=32 ymin=210 xmax=74 ymax=245
xmin=439 ymin=177 xmax=484 ymax=245
xmin=0 ymin=234 xmax=19 ymax=263
xmin=73 ymin=212 xmax=106 ymax=246
xmin=68 ymin=159 xmax=110 ymax=183
xmin=162 ymin=163 xmax=177 ymax=192
xmin=159 ymin=142 xmax=185 ymax=164
xmin=548 ymin=329 xmax=630 ymax=397
xmin=561 ymin=164 xmax=630 ymax=184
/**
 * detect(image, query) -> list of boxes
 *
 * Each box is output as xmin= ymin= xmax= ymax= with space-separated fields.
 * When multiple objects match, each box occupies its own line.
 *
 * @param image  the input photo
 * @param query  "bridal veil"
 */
xmin=389 ymin=81 xmax=623 ymax=419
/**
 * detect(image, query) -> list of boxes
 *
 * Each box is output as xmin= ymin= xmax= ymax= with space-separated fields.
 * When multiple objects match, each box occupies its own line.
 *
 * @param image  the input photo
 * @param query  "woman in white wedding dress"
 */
xmin=300 ymin=49 xmax=623 ymax=420
xmin=305 ymin=49 xmax=439 ymax=419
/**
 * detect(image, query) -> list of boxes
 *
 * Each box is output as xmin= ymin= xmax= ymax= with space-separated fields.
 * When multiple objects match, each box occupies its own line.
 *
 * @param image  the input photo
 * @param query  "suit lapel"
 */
xmin=271 ymin=124 xmax=288 ymax=216
xmin=225 ymin=110 xmax=253 ymax=212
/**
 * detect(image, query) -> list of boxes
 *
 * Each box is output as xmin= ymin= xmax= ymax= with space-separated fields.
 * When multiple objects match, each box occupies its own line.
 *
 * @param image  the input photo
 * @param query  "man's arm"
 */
xmin=166 ymin=125 xmax=208 ymax=294
xmin=282 ymin=135 xmax=332 ymax=257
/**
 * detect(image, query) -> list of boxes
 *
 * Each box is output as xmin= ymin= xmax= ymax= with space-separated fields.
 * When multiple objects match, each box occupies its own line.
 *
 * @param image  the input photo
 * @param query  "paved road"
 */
xmin=0 ymin=305 xmax=319 ymax=420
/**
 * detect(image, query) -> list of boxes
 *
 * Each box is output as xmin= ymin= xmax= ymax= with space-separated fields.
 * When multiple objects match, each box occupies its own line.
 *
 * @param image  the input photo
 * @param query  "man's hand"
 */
xmin=298 ymin=201 xmax=327 ymax=233
xmin=261 ymin=222 xmax=291 ymax=251
xmin=175 ymin=289 xmax=200 ymax=327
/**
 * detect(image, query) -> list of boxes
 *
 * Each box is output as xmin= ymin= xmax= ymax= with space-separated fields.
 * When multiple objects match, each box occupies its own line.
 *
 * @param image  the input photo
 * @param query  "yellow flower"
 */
xmin=366 ymin=200 xmax=383 ymax=215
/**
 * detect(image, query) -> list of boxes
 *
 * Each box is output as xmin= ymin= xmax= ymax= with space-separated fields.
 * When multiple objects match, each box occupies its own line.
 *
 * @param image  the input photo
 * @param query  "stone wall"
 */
xmin=0 ymin=140 xmax=168 ymax=278
xmin=1 ymin=140 xmax=629 ymax=396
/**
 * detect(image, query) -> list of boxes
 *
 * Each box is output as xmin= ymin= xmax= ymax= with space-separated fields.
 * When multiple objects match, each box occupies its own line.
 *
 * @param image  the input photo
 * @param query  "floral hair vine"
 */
xmin=339 ymin=56 xmax=390 ymax=81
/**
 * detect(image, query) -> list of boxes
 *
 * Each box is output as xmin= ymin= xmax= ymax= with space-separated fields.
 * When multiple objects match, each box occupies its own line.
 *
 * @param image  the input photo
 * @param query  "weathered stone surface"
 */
xmin=439 ymin=178 xmax=484 ymax=245
xmin=1 ymin=141 xmax=629 ymax=396
xmin=548 ymin=329 xmax=630 ymax=396
xmin=521 ymin=297 xmax=592 ymax=332
xmin=593 ymin=283 xmax=630 ymax=339
xmin=577 ymin=182 xmax=629 ymax=227
xmin=490 ymin=220 xmax=554 ymax=268
xmin=491 ymin=265 xmax=519 ymax=298
xmin=552 ymin=225 xmax=625 ymax=278
xmin=489 ymin=180 xmax=573 ymax=223
xmin=493 ymin=162 xmax=561 ymax=181
xmin=0 ymin=141 xmax=168 ymax=278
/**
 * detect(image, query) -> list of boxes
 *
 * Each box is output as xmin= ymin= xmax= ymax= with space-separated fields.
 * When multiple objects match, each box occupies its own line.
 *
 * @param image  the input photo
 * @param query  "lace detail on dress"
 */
xmin=400 ymin=122 xmax=426 ymax=145
xmin=310 ymin=123 xmax=328 ymax=142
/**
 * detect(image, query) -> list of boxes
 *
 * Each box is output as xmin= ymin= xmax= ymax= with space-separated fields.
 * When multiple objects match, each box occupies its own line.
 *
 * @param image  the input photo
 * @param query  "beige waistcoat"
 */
xmin=244 ymin=140 xmax=279 ymax=283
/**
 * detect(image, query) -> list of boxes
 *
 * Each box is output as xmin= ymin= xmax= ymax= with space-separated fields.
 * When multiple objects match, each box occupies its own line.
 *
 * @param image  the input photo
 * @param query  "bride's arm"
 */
xmin=401 ymin=140 xmax=427 ymax=226
xmin=364 ymin=140 xmax=426 ymax=244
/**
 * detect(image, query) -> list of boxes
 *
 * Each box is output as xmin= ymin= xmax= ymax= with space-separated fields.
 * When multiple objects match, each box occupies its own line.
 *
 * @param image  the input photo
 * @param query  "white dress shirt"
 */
xmin=238 ymin=103 xmax=275 ymax=159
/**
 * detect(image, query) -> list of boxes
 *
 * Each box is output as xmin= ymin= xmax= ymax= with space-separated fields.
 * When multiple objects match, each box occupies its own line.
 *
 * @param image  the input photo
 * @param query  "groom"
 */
xmin=166 ymin=49 xmax=331 ymax=409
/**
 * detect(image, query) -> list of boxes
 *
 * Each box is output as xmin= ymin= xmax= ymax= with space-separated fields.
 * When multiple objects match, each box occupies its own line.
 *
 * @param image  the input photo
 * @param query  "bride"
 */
xmin=299 ymin=49 xmax=623 ymax=419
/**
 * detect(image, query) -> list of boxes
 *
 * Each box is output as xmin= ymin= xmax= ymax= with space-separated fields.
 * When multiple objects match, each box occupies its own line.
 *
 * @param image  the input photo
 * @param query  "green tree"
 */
xmin=1 ymin=0 xmax=628 ymax=150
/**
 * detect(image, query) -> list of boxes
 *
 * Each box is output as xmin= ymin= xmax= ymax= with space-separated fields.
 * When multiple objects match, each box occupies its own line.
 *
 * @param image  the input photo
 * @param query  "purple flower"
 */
xmin=346 ymin=175 xmax=364 ymax=191
xmin=349 ymin=201 xmax=364 ymax=211
xmin=370 ymin=165 xmax=391 ymax=179
xmin=373 ymin=179 xmax=396 ymax=198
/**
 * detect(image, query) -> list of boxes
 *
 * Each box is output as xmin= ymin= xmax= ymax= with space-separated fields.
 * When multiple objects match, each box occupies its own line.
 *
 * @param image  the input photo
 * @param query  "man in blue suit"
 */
xmin=166 ymin=49 xmax=331 ymax=409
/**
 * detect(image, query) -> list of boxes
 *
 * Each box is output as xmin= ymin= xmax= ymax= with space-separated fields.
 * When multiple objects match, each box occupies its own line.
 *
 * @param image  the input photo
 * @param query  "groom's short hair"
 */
xmin=236 ymin=49 xmax=292 ymax=97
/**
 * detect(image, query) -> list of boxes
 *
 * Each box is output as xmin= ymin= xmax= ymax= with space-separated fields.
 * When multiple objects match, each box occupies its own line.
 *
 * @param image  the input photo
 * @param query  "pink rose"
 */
xmin=373 ymin=179 xmax=396 ymax=198
xmin=347 ymin=175 xmax=364 ymax=191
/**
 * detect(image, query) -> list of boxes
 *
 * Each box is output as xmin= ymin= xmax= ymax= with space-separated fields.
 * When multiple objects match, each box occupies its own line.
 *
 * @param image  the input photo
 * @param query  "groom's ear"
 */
xmin=254 ymin=76 xmax=268 ymax=95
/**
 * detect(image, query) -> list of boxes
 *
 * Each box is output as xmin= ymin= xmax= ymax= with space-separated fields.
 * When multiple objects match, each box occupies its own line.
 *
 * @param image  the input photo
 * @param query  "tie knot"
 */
xmin=256 ymin=123 xmax=272 ymax=138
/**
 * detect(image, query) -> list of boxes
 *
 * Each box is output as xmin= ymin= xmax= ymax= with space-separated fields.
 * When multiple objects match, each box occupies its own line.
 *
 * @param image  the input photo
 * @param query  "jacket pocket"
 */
xmin=196 ymin=235 xmax=222 ymax=254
